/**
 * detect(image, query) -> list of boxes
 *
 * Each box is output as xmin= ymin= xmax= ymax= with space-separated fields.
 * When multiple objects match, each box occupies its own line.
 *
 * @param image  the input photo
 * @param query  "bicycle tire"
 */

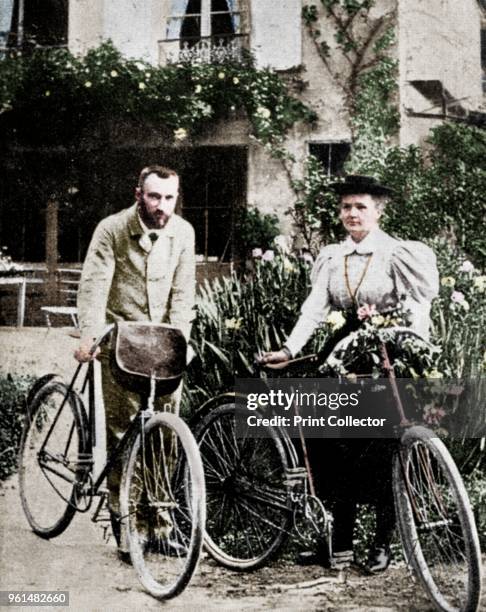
xmin=195 ymin=402 xmax=293 ymax=571
xmin=19 ymin=379 xmax=88 ymax=538
xmin=393 ymin=426 xmax=482 ymax=612
xmin=120 ymin=412 xmax=205 ymax=600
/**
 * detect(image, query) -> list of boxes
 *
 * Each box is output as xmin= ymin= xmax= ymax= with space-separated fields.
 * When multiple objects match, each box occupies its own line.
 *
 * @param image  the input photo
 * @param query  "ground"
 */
xmin=2 ymin=478 xmax=485 ymax=612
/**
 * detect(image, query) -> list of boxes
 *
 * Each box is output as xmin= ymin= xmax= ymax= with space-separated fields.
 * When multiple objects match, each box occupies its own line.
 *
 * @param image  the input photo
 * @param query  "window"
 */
xmin=309 ymin=142 xmax=351 ymax=177
xmin=161 ymin=0 xmax=248 ymax=64
xmin=6 ymin=0 xmax=68 ymax=49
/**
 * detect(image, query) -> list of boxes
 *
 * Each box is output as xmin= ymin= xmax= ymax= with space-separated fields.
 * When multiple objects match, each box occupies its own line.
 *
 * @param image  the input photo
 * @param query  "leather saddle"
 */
xmin=110 ymin=322 xmax=187 ymax=397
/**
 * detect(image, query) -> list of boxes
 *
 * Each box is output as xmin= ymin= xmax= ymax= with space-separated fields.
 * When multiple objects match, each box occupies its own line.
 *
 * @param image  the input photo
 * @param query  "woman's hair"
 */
xmin=371 ymin=194 xmax=389 ymax=213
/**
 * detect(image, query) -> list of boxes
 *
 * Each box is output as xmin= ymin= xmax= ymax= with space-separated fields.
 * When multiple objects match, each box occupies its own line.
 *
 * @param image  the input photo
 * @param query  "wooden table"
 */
xmin=0 ymin=276 xmax=43 ymax=326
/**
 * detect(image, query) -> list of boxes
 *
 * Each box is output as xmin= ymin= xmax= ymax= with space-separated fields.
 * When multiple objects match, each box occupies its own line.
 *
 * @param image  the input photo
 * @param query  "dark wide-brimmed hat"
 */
xmin=329 ymin=175 xmax=395 ymax=197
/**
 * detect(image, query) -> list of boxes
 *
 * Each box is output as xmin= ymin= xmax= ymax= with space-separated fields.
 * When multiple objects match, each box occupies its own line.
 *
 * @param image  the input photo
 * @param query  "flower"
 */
xmin=138 ymin=82 xmax=146 ymax=90
xmin=274 ymin=234 xmax=291 ymax=254
xmin=441 ymin=276 xmax=455 ymax=287
xmin=283 ymin=257 xmax=295 ymax=273
xmin=474 ymin=275 xmax=486 ymax=292
xmin=135 ymin=61 xmax=145 ymax=71
xmin=371 ymin=314 xmax=385 ymax=327
xmin=174 ymin=127 xmax=188 ymax=141
xmin=423 ymin=403 xmax=446 ymax=426
xmin=300 ymin=251 xmax=314 ymax=264
xmin=326 ymin=310 xmax=346 ymax=331
xmin=252 ymin=248 xmax=263 ymax=258
xmin=232 ymin=77 xmax=239 ymax=84
xmin=84 ymin=81 xmax=92 ymax=88
xmin=424 ymin=369 xmax=444 ymax=379
xmin=262 ymin=249 xmax=275 ymax=262
xmin=357 ymin=303 xmax=377 ymax=321
xmin=451 ymin=290 xmax=465 ymax=303
xmin=218 ymin=71 xmax=225 ymax=79
xmin=44 ymin=90 xmax=51 ymax=97
xmin=195 ymin=84 xmax=202 ymax=94
xmin=256 ymin=106 xmax=271 ymax=119
xmin=225 ymin=317 xmax=242 ymax=331
xmin=459 ymin=260 xmax=475 ymax=273
xmin=110 ymin=70 xmax=118 ymax=77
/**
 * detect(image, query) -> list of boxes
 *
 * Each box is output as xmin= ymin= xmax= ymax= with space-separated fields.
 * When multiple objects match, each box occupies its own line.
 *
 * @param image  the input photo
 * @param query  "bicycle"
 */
xmin=191 ymin=327 xmax=482 ymax=612
xmin=18 ymin=323 xmax=206 ymax=600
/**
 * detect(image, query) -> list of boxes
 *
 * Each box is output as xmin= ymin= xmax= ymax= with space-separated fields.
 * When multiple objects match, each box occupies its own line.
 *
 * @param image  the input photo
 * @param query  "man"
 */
xmin=74 ymin=165 xmax=196 ymax=558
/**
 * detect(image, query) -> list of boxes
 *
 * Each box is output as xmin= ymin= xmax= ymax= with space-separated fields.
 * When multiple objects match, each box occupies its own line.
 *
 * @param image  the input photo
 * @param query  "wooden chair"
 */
xmin=41 ymin=268 xmax=80 ymax=329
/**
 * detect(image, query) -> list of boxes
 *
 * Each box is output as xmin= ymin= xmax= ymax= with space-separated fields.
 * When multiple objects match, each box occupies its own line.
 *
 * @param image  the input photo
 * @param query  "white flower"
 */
xmin=274 ymin=234 xmax=291 ymax=254
xmin=262 ymin=249 xmax=275 ymax=262
xmin=84 ymin=81 xmax=92 ymax=88
xmin=44 ymin=90 xmax=51 ymax=97
xmin=459 ymin=260 xmax=475 ymax=273
xmin=218 ymin=71 xmax=225 ymax=79
xmin=326 ymin=310 xmax=346 ymax=331
xmin=441 ymin=276 xmax=455 ymax=287
xmin=252 ymin=248 xmax=263 ymax=258
xmin=174 ymin=127 xmax=188 ymax=141
xmin=283 ymin=257 xmax=295 ymax=273
xmin=225 ymin=317 xmax=242 ymax=331
xmin=138 ymin=82 xmax=146 ymax=90
xmin=135 ymin=61 xmax=145 ymax=71
xmin=371 ymin=314 xmax=385 ymax=327
xmin=474 ymin=275 xmax=486 ymax=292
xmin=110 ymin=70 xmax=118 ymax=77
xmin=232 ymin=76 xmax=239 ymax=84
xmin=195 ymin=84 xmax=202 ymax=94
xmin=256 ymin=106 xmax=271 ymax=119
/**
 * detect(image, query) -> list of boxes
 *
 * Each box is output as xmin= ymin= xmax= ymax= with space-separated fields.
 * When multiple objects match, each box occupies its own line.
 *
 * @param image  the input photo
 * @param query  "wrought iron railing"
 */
xmin=159 ymin=32 xmax=249 ymax=65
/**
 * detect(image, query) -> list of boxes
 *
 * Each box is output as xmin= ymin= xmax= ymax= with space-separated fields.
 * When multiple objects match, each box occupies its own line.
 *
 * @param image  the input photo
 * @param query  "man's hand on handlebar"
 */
xmin=74 ymin=337 xmax=100 ymax=363
xmin=257 ymin=349 xmax=291 ymax=365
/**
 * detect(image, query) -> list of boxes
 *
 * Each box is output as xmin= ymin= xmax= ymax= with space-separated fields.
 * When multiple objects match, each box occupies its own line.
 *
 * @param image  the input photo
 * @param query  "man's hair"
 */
xmin=138 ymin=165 xmax=179 ymax=190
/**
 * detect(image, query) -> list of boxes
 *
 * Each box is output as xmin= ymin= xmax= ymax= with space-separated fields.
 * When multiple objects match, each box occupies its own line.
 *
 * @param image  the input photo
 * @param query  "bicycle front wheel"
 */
xmin=19 ymin=380 xmax=88 ymax=538
xmin=393 ymin=426 xmax=482 ymax=612
xmin=195 ymin=403 xmax=293 ymax=570
xmin=120 ymin=412 xmax=205 ymax=600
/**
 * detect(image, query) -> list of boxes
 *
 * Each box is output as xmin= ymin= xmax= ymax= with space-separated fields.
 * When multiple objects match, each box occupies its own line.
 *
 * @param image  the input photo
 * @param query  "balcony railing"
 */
xmin=159 ymin=32 xmax=248 ymax=65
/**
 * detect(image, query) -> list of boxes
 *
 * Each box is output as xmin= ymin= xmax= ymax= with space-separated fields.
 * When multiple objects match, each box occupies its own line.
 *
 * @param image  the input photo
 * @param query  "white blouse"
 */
xmin=285 ymin=228 xmax=439 ymax=357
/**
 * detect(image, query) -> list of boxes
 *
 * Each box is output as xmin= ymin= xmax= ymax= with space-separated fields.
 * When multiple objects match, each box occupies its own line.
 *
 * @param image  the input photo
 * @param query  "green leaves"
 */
xmin=0 ymin=41 xmax=315 ymax=147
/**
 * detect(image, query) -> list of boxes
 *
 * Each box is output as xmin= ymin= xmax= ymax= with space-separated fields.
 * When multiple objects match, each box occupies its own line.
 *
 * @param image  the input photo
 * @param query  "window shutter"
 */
xmin=251 ymin=0 xmax=302 ymax=70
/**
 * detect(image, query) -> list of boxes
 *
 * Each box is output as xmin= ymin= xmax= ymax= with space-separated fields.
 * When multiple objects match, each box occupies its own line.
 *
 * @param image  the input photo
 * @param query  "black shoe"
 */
xmin=364 ymin=545 xmax=391 ymax=574
xmin=117 ymin=549 xmax=132 ymax=565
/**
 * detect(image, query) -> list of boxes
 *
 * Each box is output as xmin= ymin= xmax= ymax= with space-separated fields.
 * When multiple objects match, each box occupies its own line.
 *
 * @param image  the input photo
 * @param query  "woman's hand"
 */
xmin=257 ymin=349 xmax=291 ymax=365
xmin=74 ymin=337 xmax=100 ymax=363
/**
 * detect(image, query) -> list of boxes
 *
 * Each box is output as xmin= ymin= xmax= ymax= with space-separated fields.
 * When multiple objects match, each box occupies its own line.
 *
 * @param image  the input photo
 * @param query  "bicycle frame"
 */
xmin=33 ymin=324 xmax=161 ymax=513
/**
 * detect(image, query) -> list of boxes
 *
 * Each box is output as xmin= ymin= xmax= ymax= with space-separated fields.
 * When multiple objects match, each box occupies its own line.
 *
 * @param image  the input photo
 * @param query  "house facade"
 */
xmin=1 ymin=0 xmax=485 ymax=265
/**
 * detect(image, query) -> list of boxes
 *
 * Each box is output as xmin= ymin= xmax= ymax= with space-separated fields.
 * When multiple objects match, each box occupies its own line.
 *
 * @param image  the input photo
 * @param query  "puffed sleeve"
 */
xmin=284 ymin=245 xmax=337 ymax=357
xmin=390 ymin=241 xmax=439 ymax=340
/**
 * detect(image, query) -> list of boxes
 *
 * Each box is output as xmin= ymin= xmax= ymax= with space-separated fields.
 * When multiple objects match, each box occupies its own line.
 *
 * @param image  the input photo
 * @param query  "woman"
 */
xmin=260 ymin=174 xmax=439 ymax=572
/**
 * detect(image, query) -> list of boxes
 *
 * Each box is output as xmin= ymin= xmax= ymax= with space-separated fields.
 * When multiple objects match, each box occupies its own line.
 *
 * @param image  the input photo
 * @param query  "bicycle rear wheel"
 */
xmin=195 ymin=403 xmax=293 ymax=570
xmin=19 ymin=380 xmax=88 ymax=538
xmin=120 ymin=412 xmax=205 ymax=600
xmin=393 ymin=426 xmax=482 ymax=612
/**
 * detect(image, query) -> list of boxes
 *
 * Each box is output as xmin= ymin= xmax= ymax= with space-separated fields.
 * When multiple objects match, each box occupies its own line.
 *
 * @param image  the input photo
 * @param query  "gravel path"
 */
xmin=1 ymin=478 xmax=484 ymax=611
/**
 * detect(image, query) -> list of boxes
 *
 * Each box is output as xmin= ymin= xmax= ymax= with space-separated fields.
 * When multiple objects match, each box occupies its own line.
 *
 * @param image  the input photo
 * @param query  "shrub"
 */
xmin=0 ymin=375 xmax=31 ymax=481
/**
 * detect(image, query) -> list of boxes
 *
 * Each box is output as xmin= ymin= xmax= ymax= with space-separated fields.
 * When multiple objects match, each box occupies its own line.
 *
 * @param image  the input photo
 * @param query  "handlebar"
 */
xmin=90 ymin=323 xmax=116 ymax=355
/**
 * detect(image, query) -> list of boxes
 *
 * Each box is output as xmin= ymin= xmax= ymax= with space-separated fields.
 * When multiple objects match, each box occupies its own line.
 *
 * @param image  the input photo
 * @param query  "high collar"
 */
xmin=342 ymin=227 xmax=384 ymax=255
xmin=127 ymin=203 xmax=177 ymax=237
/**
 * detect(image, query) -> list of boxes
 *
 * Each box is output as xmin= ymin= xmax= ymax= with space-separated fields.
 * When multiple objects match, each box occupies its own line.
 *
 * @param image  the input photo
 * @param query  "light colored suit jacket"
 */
xmin=77 ymin=204 xmax=196 ymax=341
